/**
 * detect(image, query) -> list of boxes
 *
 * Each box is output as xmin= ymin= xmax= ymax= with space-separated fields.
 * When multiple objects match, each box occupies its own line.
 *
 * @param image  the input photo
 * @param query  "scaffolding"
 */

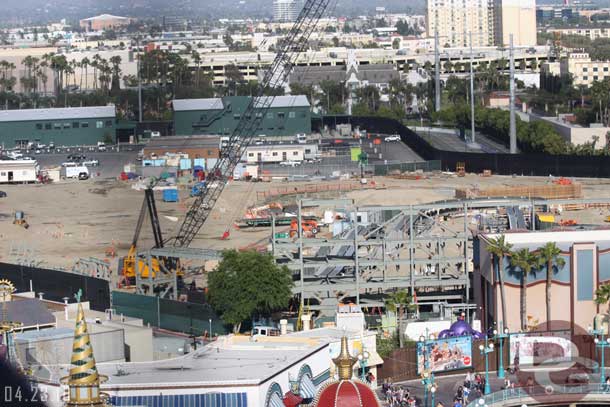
xmin=273 ymin=197 xmax=610 ymax=314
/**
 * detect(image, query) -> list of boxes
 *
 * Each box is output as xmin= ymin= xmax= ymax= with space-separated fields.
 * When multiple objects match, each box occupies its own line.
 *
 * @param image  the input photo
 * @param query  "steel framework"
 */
xmin=273 ymin=197 xmax=610 ymax=313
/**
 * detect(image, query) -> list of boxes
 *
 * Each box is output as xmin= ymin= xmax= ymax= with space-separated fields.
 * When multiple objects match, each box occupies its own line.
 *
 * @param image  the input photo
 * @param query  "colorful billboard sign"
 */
xmin=416 ymin=336 xmax=473 ymax=373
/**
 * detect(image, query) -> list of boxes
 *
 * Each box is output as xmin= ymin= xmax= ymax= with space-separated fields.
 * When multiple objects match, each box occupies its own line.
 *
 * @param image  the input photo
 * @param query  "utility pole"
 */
xmin=509 ymin=34 xmax=517 ymax=154
xmin=137 ymin=37 xmax=143 ymax=123
xmin=434 ymin=30 xmax=441 ymax=112
xmin=469 ymin=32 xmax=476 ymax=145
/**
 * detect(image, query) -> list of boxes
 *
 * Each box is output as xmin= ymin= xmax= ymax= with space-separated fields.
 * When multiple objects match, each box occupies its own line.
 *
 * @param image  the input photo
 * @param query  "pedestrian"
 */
xmin=463 ymin=385 xmax=470 ymax=402
xmin=464 ymin=371 xmax=473 ymax=389
xmin=366 ymin=371 xmax=375 ymax=384
xmin=456 ymin=385 xmax=464 ymax=403
xmin=604 ymin=376 xmax=610 ymax=392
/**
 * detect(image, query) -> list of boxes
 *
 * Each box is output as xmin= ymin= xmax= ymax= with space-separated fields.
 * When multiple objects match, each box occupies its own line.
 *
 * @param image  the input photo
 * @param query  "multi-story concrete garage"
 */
xmin=172 ymin=95 xmax=311 ymax=137
xmin=0 ymin=105 xmax=116 ymax=148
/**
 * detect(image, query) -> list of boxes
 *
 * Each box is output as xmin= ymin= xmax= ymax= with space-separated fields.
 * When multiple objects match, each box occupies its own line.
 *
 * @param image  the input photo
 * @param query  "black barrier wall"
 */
xmin=0 ymin=263 xmax=111 ymax=311
xmin=315 ymin=116 xmax=610 ymax=178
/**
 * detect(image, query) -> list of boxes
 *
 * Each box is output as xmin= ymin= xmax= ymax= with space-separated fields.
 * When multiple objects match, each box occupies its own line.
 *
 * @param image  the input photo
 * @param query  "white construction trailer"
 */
xmin=0 ymin=160 xmax=39 ymax=183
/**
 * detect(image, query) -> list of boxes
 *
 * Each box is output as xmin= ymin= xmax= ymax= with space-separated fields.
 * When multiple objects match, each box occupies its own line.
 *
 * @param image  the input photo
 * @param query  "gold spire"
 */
xmin=333 ymin=336 xmax=358 ymax=381
xmin=61 ymin=301 xmax=107 ymax=406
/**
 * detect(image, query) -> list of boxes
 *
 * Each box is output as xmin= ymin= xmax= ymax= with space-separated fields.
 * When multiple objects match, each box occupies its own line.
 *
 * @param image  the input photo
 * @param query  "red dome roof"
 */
xmin=314 ymin=380 xmax=381 ymax=407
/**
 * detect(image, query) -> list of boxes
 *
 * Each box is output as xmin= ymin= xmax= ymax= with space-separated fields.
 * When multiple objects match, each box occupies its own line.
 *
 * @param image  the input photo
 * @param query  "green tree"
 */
xmin=510 ymin=248 xmax=540 ymax=330
xmin=537 ymin=242 xmax=566 ymax=325
xmin=208 ymin=250 xmax=294 ymax=333
xmin=385 ymin=289 xmax=412 ymax=347
xmin=595 ymin=284 xmax=610 ymax=313
xmin=487 ymin=235 xmax=513 ymax=329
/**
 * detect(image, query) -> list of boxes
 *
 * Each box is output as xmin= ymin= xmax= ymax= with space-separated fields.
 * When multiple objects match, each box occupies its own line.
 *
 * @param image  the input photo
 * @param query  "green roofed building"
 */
xmin=172 ymin=95 xmax=311 ymax=137
xmin=0 ymin=105 xmax=116 ymax=148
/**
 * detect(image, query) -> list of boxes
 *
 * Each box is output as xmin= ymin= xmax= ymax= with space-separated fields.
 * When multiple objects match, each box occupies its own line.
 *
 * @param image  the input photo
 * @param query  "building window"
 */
xmin=96 ymin=121 xmax=103 ymax=129
xmin=81 ymin=122 xmax=89 ymax=128
xmin=594 ymin=76 xmax=599 ymax=81
xmin=105 ymin=120 xmax=113 ymax=128
xmin=266 ymin=112 xmax=273 ymax=119
xmin=248 ymin=153 xmax=254 ymax=157
xmin=207 ymin=150 xmax=213 ymax=155
xmin=293 ymin=151 xmax=298 ymax=156
xmin=583 ymin=67 xmax=588 ymax=72
xmin=272 ymin=152 xmax=278 ymax=156
xmin=35 ymin=123 xmax=43 ymax=130
xmin=233 ymin=114 xmax=241 ymax=120
xmin=45 ymin=123 xmax=52 ymax=130
xmin=72 ymin=122 xmax=80 ymax=128
xmin=605 ymin=67 xmax=609 ymax=72
xmin=277 ymin=112 xmax=285 ymax=119
xmin=577 ymin=249 xmax=594 ymax=301
xmin=305 ymin=149 xmax=311 ymax=153
xmin=583 ymin=76 xmax=589 ymax=80
xmin=63 ymin=123 xmax=71 ymax=129
xmin=53 ymin=123 xmax=61 ymax=129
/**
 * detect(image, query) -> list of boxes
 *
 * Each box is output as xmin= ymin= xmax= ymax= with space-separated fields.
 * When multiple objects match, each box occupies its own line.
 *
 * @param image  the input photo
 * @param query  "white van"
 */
xmin=64 ymin=166 xmax=89 ymax=180
xmin=296 ymin=133 xmax=307 ymax=144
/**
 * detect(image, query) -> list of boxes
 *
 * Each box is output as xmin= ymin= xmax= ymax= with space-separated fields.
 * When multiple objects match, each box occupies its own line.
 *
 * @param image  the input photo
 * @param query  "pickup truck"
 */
xmin=82 ymin=159 xmax=99 ymax=167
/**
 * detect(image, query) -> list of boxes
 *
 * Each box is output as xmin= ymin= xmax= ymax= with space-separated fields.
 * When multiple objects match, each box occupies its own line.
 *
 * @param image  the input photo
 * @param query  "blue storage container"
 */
xmin=162 ymin=189 xmax=179 ymax=202
xmin=194 ymin=158 xmax=205 ymax=168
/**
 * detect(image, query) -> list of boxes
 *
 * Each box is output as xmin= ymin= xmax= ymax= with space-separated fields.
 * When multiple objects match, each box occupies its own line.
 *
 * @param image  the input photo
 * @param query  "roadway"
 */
xmin=417 ymin=128 xmax=511 ymax=154
xmin=30 ymin=149 xmax=140 ymax=178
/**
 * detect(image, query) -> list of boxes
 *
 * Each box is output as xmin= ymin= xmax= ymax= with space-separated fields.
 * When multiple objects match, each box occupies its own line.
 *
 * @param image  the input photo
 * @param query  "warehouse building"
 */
xmin=172 ymin=96 xmax=311 ymax=137
xmin=0 ymin=106 xmax=116 ymax=148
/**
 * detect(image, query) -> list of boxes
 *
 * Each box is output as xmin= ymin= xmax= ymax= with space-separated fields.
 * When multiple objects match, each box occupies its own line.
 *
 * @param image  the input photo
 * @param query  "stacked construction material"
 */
xmin=455 ymin=183 xmax=582 ymax=199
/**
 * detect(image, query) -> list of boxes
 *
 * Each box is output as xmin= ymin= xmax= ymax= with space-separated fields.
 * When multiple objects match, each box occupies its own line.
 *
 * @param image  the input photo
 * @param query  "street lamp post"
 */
xmin=209 ymin=318 xmax=212 ymax=339
xmin=588 ymin=325 xmax=610 ymax=387
xmin=419 ymin=333 xmax=437 ymax=407
xmin=493 ymin=323 xmax=510 ymax=379
xmin=479 ymin=337 xmax=495 ymax=395
xmin=357 ymin=347 xmax=370 ymax=381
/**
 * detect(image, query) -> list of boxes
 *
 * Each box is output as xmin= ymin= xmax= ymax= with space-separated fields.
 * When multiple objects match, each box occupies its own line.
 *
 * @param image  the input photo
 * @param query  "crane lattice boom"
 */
xmin=172 ymin=0 xmax=331 ymax=248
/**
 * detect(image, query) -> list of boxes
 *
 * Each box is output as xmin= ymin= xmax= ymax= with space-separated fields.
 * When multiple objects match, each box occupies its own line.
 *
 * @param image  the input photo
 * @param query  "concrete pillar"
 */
xmin=301 ymin=314 xmax=311 ymax=331
xmin=280 ymin=319 xmax=288 ymax=335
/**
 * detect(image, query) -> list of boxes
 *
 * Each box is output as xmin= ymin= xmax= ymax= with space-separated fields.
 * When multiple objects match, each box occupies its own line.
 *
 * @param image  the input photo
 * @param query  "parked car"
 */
xmin=78 ymin=172 xmax=90 ymax=180
xmin=384 ymin=135 xmax=401 ymax=142
xmin=82 ymin=159 xmax=100 ymax=167
xmin=305 ymin=158 xmax=322 ymax=164
xmin=34 ymin=149 xmax=42 ymax=154
xmin=22 ymin=156 xmax=35 ymax=161
xmin=67 ymin=154 xmax=86 ymax=162
xmin=0 ymin=191 xmax=6 ymax=198
xmin=279 ymin=161 xmax=301 ymax=167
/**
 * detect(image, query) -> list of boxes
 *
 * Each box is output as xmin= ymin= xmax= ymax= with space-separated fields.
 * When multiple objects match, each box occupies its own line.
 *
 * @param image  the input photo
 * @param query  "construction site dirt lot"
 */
xmin=3 ymin=173 xmax=610 ymax=272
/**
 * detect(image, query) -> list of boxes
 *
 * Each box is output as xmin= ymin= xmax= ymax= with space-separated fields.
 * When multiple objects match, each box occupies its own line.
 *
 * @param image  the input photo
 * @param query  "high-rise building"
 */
xmin=494 ymin=0 xmax=537 ymax=47
xmin=426 ymin=0 xmax=536 ymax=47
xmin=426 ymin=0 xmax=493 ymax=47
xmin=273 ymin=0 xmax=300 ymax=22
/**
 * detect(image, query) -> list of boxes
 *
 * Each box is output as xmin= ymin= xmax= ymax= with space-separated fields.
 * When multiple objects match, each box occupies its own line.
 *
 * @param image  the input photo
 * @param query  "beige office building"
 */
xmin=426 ymin=0 xmax=493 ymax=47
xmin=559 ymin=52 xmax=610 ymax=87
xmin=426 ymin=0 xmax=536 ymax=47
xmin=494 ymin=0 xmax=537 ymax=46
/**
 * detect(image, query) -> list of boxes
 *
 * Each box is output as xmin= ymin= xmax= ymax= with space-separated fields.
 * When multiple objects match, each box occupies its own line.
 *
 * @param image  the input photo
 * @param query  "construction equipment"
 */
xmin=123 ymin=0 xmax=332 ymax=288
xmin=13 ymin=211 xmax=28 ymax=229
xmin=553 ymin=177 xmax=572 ymax=185
xmin=121 ymin=187 xmax=163 ymax=282
xmin=170 ymin=0 xmax=332 ymax=250
xmin=290 ymin=218 xmax=319 ymax=238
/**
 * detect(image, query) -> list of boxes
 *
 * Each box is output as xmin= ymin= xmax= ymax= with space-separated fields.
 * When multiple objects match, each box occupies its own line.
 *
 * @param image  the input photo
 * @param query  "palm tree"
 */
xmin=385 ymin=289 xmax=412 ymax=347
xmin=81 ymin=57 xmax=90 ymax=90
xmin=487 ymin=235 xmax=513 ymax=329
xmin=537 ymin=242 xmax=566 ymax=325
xmin=510 ymin=248 xmax=540 ymax=330
xmin=595 ymin=284 xmax=610 ymax=314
